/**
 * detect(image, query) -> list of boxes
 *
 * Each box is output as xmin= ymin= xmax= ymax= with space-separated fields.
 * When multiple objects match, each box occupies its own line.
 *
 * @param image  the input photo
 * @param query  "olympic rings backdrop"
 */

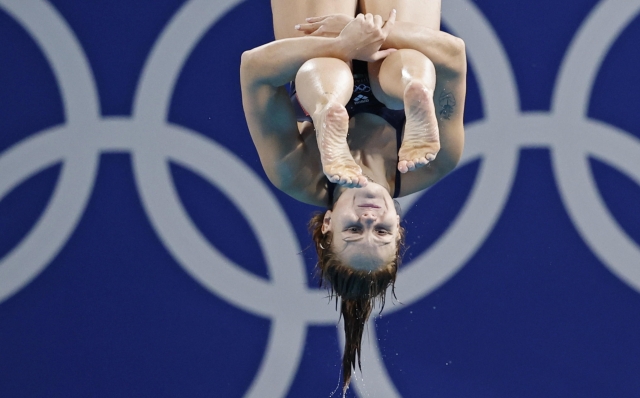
xmin=1 ymin=0 xmax=640 ymax=397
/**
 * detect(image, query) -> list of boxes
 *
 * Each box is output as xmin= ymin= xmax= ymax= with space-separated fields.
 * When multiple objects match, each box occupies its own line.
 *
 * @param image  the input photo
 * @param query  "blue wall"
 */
xmin=1 ymin=0 xmax=639 ymax=397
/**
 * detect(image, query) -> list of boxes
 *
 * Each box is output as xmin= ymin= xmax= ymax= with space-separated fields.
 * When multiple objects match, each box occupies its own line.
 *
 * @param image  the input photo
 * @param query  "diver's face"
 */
xmin=322 ymin=183 xmax=401 ymax=271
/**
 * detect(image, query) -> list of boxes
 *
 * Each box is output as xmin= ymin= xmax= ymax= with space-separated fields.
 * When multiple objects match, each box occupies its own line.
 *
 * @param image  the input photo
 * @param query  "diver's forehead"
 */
xmin=333 ymin=238 xmax=396 ymax=268
xmin=336 ymin=244 xmax=395 ymax=271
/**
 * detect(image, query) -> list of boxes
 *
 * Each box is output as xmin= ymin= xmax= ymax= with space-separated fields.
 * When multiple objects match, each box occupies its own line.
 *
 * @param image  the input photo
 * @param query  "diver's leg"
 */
xmin=369 ymin=49 xmax=440 ymax=173
xmin=360 ymin=0 xmax=442 ymax=173
xmin=272 ymin=0 xmax=364 ymax=186
xmin=272 ymin=0 xmax=357 ymax=40
xmin=295 ymin=58 xmax=367 ymax=188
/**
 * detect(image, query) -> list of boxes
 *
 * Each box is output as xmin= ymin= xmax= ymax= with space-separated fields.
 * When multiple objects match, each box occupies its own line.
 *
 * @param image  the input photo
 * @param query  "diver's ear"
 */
xmin=322 ymin=210 xmax=332 ymax=234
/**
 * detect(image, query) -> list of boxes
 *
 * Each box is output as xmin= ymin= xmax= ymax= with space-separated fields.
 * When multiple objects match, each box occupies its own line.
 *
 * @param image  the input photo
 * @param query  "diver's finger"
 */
xmin=381 ymin=9 xmax=397 ymax=34
xmin=374 ymin=14 xmax=383 ymax=28
xmin=368 ymin=48 xmax=397 ymax=62
xmin=295 ymin=23 xmax=317 ymax=33
xmin=306 ymin=15 xmax=329 ymax=23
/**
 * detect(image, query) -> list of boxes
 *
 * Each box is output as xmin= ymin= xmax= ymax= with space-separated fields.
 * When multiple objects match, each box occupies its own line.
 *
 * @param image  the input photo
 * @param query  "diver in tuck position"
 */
xmin=240 ymin=0 xmax=466 ymax=393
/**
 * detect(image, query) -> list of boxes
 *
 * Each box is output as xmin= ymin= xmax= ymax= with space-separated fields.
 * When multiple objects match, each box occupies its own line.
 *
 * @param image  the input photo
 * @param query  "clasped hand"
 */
xmin=299 ymin=10 xmax=396 ymax=62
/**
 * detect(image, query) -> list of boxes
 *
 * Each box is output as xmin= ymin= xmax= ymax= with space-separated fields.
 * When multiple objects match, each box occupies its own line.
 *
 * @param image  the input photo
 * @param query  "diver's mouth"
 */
xmin=358 ymin=204 xmax=381 ymax=209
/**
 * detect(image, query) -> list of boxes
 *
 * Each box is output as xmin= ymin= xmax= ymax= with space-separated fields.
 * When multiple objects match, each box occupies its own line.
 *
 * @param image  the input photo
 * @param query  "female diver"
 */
xmin=240 ymin=0 xmax=466 ymax=393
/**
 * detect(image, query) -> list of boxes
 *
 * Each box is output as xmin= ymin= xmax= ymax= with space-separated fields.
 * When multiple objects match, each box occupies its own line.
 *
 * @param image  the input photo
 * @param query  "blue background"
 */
xmin=1 ymin=0 xmax=640 ymax=397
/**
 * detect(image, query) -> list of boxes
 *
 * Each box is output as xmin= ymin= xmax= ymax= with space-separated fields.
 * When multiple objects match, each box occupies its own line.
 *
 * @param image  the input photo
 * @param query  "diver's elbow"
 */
xmin=450 ymin=36 xmax=466 ymax=58
xmin=240 ymin=50 xmax=256 ymax=77
xmin=436 ymin=146 xmax=463 ymax=177
xmin=442 ymin=36 xmax=467 ymax=76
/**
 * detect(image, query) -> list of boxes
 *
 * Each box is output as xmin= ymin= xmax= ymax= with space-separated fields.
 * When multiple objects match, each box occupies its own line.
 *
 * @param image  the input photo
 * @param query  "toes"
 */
xmin=342 ymin=175 xmax=357 ymax=187
xmin=334 ymin=174 xmax=368 ymax=188
xmin=398 ymin=152 xmax=439 ymax=173
xmin=349 ymin=174 xmax=368 ymax=188
xmin=347 ymin=178 xmax=359 ymax=188
xmin=326 ymin=167 xmax=368 ymax=188
xmin=398 ymin=160 xmax=408 ymax=174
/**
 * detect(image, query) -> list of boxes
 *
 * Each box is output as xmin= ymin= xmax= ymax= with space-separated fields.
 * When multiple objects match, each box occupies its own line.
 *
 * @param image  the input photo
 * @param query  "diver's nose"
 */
xmin=361 ymin=211 xmax=377 ymax=224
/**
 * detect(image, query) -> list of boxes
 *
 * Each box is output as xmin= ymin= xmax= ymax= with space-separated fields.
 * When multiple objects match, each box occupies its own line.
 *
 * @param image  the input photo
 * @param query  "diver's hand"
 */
xmin=295 ymin=14 xmax=353 ymax=37
xmin=336 ymin=10 xmax=396 ymax=62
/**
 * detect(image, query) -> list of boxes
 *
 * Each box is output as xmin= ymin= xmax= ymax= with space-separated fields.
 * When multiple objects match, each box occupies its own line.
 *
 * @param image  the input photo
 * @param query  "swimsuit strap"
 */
xmin=393 ymin=129 xmax=402 ymax=198
xmin=327 ymin=180 xmax=337 ymax=207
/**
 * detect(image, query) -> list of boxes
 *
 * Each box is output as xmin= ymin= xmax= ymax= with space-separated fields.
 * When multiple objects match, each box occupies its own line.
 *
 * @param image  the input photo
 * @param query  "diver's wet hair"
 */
xmin=308 ymin=212 xmax=405 ymax=394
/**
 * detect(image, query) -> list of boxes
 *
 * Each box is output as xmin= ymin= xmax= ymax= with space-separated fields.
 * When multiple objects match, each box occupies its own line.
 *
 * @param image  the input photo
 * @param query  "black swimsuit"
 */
xmin=288 ymin=60 xmax=405 ymax=205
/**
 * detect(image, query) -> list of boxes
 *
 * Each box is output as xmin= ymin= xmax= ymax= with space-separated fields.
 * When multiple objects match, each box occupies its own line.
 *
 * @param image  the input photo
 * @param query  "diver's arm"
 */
xmin=395 ymin=38 xmax=466 ymax=196
xmin=382 ymin=23 xmax=466 ymax=194
xmin=241 ymin=12 xmax=396 ymax=89
xmin=240 ymin=51 xmax=326 ymax=205
xmin=241 ymin=37 xmax=345 ymax=89
xmin=382 ymin=22 xmax=466 ymax=77
xmin=297 ymin=16 xmax=465 ymax=76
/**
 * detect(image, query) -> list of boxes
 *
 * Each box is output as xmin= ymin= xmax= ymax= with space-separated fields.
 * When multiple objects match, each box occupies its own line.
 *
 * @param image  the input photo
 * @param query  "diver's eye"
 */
xmin=376 ymin=228 xmax=390 ymax=235
xmin=346 ymin=226 xmax=361 ymax=233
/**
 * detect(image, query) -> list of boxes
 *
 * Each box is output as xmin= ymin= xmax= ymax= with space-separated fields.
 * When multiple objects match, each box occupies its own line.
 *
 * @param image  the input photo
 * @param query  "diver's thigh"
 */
xmin=369 ymin=49 xmax=436 ymax=110
xmin=271 ymin=0 xmax=357 ymax=40
xmin=358 ymin=0 xmax=440 ymax=29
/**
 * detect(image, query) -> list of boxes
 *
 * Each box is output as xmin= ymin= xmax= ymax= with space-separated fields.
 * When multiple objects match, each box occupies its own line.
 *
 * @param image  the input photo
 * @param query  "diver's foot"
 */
xmin=314 ymin=102 xmax=368 ymax=188
xmin=397 ymin=81 xmax=441 ymax=173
